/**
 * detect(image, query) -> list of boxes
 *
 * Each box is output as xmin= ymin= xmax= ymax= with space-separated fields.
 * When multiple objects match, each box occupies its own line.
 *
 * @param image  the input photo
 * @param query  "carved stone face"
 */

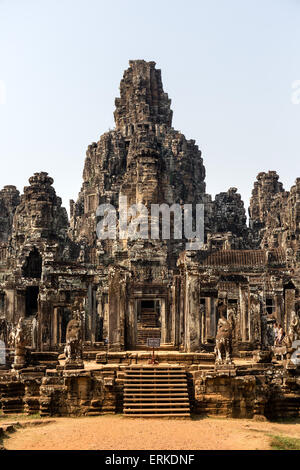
xmin=66 ymin=319 xmax=81 ymax=342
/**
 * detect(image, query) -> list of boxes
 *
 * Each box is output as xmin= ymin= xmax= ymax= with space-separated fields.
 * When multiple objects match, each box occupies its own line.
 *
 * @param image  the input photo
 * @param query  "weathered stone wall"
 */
xmin=0 ymin=185 xmax=20 ymax=243
xmin=0 ymin=368 xmax=118 ymax=417
xmin=10 ymin=172 xmax=70 ymax=269
xmin=249 ymin=172 xmax=300 ymax=265
xmin=192 ymin=364 xmax=300 ymax=420
xmin=1 ymin=363 xmax=299 ymax=420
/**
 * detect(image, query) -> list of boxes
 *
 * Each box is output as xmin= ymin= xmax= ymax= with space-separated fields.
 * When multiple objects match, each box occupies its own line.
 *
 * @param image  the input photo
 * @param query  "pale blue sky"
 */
xmin=0 ymin=0 xmax=299 ymax=215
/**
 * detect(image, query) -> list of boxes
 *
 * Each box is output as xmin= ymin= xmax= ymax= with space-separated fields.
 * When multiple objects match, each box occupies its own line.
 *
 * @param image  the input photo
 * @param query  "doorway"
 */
xmin=136 ymin=299 xmax=161 ymax=348
xmin=23 ymin=248 xmax=42 ymax=279
xmin=25 ymin=286 xmax=39 ymax=317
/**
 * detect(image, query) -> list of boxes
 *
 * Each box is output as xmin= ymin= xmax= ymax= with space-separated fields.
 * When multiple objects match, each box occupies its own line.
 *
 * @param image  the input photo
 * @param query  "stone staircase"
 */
xmin=137 ymin=327 xmax=160 ymax=348
xmin=123 ymin=365 xmax=191 ymax=417
xmin=140 ymin=309 xmax=158 ymax=327
xmin=137 ymin=308 xmax=161 ymax=348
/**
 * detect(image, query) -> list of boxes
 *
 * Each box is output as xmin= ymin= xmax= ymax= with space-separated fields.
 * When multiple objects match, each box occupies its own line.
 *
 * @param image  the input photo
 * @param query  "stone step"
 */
xmin=127 ymin=365 xmax=185 ymax=370
xmin=137 ymin=330 xmax=160 ymax=334
xmin=124 ymin=413 xmax=190 ymax=418
xmin=124 ymin=390 xmax=188 ymax=395
xmin=124 ymin=397 xmax=189 ymax=402
xmin=125 ymin=374 xmax=186 ymax=378
xmin=124 ymin=408 xmax=190 ymax=413
xmin=124 ymin=404 xmax=190 ymax=408
xmin=124 ymin=392 xmax=189 ymax=396
xmin=126 ymin=376 xmax=185 ymax=384
xmin=125 ymin=370 xmax=187 ymax=374
xmin=123 ymin=365 xmax=190 ymax=418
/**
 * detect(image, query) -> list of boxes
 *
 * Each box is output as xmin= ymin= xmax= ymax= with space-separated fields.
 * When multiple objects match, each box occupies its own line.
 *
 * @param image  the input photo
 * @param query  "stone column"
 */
xmin=108 ymin=269 xmax=127 ymax=351
xmin=174 ymin=278 xmax=181 ymax=348
xmin=4 ymin=289 xmax=15 ymax=323
xmin=126 ymin=298 xmax=136 ymax=349
xmin=285 ymin=288 xmax=295 ymax=333
xmin=201 ymin=300 xmax=206 ymax=344
xmin=118 ymin=278 xmax=126 ymax=350
xmin=91 ymin=288 xmax=97 ymax=344
xmin=170 ymin=286 xmax=176 ymax=345
xmin=16 ymin=290 xmax=26 ymax=320
xmin=52 ymin=307 xmax=58 ymax=348
xmin=160 ymin=298 xmax=167 ymax=344
xmin=179 ymin=278 xmax=185 ymax=349
xmin=249 ymin=292 xmax=261 ymax=345
xmin=205 ymin=298 xmax=211 ymax=342
xmin=275 ymin=292 xmax=284 ymax=326
xmin=239 ymin=286 xmax=249 ymax=342
xmin=102 ymin=293 xmax=109 ymax=342
xmin=185 ymin=275 xmax=200 ymax=352
xmin=210 ymin=298 xmax=216 ymax=338
xmin=40 ymin=300 xmax=52 ymax=351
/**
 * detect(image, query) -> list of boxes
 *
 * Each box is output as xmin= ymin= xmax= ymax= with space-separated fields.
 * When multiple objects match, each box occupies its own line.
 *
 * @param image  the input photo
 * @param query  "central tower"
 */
xmin=70 ymin=60 xmax=207 ymax=350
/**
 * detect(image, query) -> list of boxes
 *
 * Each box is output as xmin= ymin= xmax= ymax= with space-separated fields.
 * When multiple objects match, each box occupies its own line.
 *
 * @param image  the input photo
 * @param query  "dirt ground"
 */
xmin=3 ymin=415 xmax=300 ymax=450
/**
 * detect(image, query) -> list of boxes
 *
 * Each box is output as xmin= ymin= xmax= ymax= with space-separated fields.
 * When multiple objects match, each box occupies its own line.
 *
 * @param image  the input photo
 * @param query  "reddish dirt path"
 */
xmin=3 ymin=415 xmax=300 ymax=450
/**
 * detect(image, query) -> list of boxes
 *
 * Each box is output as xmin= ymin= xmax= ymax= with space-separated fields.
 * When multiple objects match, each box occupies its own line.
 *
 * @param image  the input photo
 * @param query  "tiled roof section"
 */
xmin=199 ymin=249 xmax=285 ymax=267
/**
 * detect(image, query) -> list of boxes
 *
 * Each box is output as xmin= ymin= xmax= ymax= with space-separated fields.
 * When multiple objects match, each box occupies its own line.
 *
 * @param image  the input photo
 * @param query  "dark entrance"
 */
xmin=60 ymin=308 xmax=71 ymax=343
xmin=137 ymin=299 xmax=161 ymax=348
xmin=141 ymin=300 xmax=155 ymax=310
xmin=25 ymin=286 xmax=39 ymax=317
xmin=22 ymin=248 xmax=42 ymax=279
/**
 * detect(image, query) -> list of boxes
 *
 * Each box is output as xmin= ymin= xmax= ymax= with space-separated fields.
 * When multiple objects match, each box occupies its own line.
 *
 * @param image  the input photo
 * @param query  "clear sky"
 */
xmin=0 ymin=0 xmax=299 ymax=216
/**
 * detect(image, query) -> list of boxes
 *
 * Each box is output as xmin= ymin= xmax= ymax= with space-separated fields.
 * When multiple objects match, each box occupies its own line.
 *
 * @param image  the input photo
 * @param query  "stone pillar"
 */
xmin=240 ymin=286 xmax=249 ymax=342
xmin=249 ymin=292 xmax=261 ymax=345
xmin=179 ymin=278 xmax=185 ymax=349
xmin=118 ymin=278 xmax=126 ymax=350
xmin=205 ymin=298 xmax=211 ymax=342
xmin=275 ymin=292 xmax=284 ymax=326
xmin=52 ymin=307 xmax=58 ymax=348
xmin=126 ymin=298 xmax=136 ymax=349
xmin=16 ymin=290 xmax=26 ymax=320
xmin=40 ymin=300 xmax=51 ymax=351
xmin=210 ymin=298 xmax=216 ymax=338
xmin=85 ymin=284 xmax=93 ymax=342
xmin=174 ymin=278 xmax=181 ymax=348
xmin=108 ymin=269 xmax=126 ymax=351
xmin=185 ymin=275 xmax=200 ymax=352
xmin=91 ymin=288 xmax=97 ymax=344
xmin=285 ymin=288 xmax=295 ymax=333
xmin=201 ymin=300 xmax=206 ymax=344
xmin=4 ymin=289 xmax=15 ymax=323
xmin=170 ymin=286 xmax=176 ymax=345
xmin=161 ymin=298 xmax=167 ymax=344
xmin=102 ymin=293 xmax=109 ymax=342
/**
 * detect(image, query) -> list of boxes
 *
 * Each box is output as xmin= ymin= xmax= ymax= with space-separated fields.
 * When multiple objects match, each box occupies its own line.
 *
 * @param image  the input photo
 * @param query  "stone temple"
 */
xmin=0 ymin=60 xmax=299 ymax=419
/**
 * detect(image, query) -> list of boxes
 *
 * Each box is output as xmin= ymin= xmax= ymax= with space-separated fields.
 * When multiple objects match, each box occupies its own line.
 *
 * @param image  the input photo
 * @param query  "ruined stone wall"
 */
xmin=8 ymin=172 xmax=79 ymax=278
xmin=12 ymin=172 xmax=68 ymax=247
xmin=249 ymin=171 xmax=284 ymax=220
xmin=249 ymin=172 xmax=300 ymax=265
xmin=206 ymin=187 xmax=249 ymax=250
xmin=191 ymin=364 xmax=300 ymax=420
xmin=0 ymin=368 xmax=118 ymax=416
xmin=0 ymin=172 xmax=93 ymax=350
xmin=1 ymin=363 xmax=299 ymax=420
xmin=0 ymin=186 xmax=20 ymax=243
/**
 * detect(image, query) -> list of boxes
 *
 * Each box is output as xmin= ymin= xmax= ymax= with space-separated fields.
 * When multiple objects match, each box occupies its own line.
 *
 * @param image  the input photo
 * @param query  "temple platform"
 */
xmin=95 ymin=350 xmax=215 ymax=366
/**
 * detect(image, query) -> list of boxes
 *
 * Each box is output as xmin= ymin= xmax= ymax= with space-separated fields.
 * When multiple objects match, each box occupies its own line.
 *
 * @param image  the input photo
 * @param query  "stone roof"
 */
xmin=198 ymin=249 xmax=285 ymax=267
